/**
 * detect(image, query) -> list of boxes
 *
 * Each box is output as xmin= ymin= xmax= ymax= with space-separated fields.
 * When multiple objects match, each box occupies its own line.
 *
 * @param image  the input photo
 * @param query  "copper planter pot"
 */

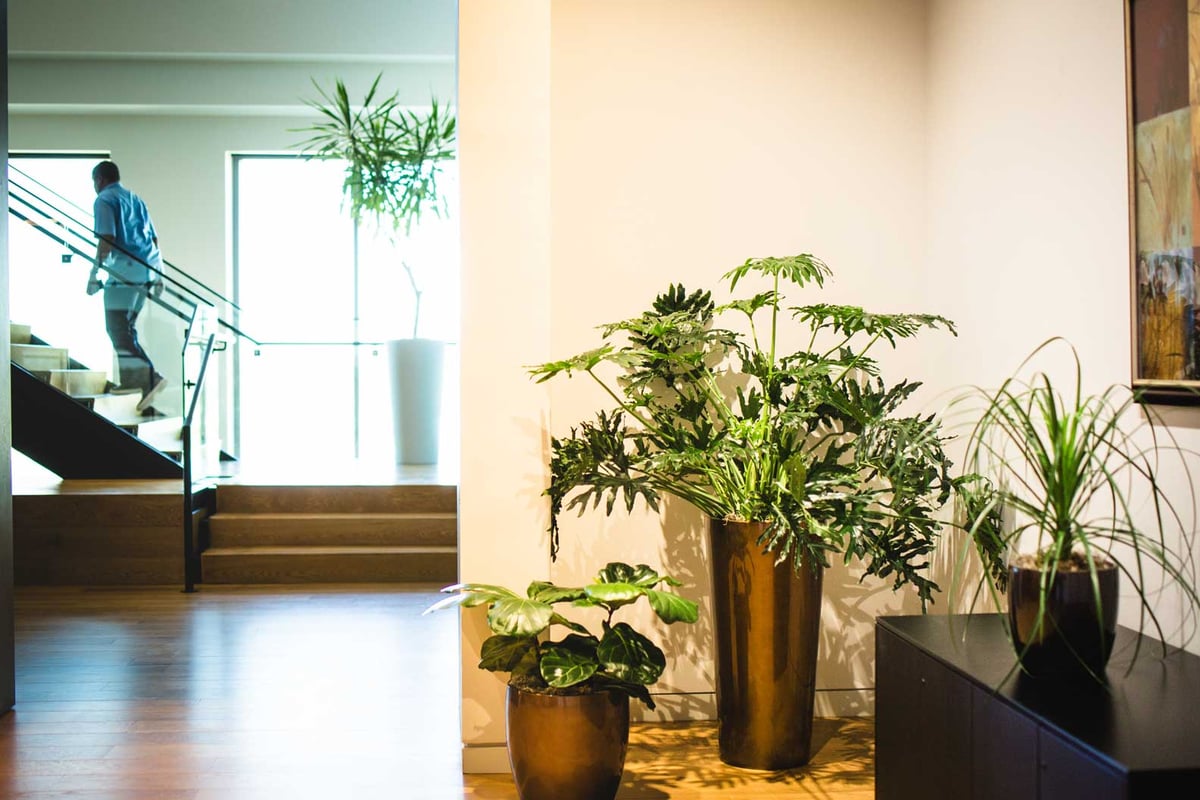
xmin=710 ymin=519 xmax=825 ymax=770
xmin=1008 ymin=563 xmax=1118 ymax=679
xmin=505 ymin=685 xmax=630 ymax=800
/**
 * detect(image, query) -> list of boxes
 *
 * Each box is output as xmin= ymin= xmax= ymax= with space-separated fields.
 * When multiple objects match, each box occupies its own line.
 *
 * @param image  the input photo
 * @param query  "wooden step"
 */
xmin=88 ymin=391 xmax=144 ymax=420
xmin=13 ymin=488 xmax=187 ymax=585
xmin=11 ymin=343 xmax=68 ymax=371
xmin=10 ymin=322 xmax=32 ymax=344
xmin=200 ymin=545 xmax=457 ymax=584
xmin=46 ymin=368 xmax=110 ymax=397
xmin=208 ymin=512 xmax=456 ymax=547
xmin=215 ymin=484 xmax=456 ymax=514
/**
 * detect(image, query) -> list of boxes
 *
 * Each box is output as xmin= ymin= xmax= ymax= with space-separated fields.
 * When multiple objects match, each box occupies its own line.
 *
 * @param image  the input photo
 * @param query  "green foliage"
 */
xmin=427 ymin=562 xmax=698 ymax=709
xmin=529 ymin=254 xmax=958 ymax=608
xmin=953 ymin=338 xmax=1200 ymax=654
xmin=296 ymin=74 xmax=457 ymax=338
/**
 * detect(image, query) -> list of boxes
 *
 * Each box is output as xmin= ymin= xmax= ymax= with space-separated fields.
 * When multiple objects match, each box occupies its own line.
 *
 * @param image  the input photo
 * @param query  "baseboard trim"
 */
xmin=462 ymin=744 xmax=510 ymax=774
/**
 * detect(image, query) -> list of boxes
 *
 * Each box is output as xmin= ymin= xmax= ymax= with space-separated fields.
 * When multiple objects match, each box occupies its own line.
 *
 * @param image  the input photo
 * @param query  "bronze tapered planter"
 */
xmin=1008 ymin=563 xmax=1118 ymax=679
xmin=505 ymin=686 xmax=629 ymax=800
xmin=710 ymin=519 xmax=824 ymax=770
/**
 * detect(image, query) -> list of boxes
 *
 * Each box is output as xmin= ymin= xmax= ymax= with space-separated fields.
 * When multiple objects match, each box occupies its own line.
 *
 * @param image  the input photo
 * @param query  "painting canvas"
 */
xmin=1130 ymin=0 xmax=1200 ymax=400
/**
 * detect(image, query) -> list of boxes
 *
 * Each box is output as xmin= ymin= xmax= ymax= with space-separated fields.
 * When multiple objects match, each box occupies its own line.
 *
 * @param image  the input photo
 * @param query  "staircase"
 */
xmin=201 ymin=484 xmax=458 ymax=583
xmin=10 ymin=323 xmax=184 ymax=478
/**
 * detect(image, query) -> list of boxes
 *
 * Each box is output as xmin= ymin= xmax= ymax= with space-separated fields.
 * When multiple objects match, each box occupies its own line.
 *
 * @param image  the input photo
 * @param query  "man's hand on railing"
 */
xmin=86 ymin=269 xmax=104 ymax=296
xmin=150 ymin=279 xmax=164 ymax=298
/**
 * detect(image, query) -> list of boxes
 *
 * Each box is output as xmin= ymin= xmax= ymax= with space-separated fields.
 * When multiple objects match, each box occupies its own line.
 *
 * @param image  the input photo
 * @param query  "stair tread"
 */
xmin=209 ymin=511 xmax=456 ymax=521
xmin=203 ymin=545 xmax=457 ymax=556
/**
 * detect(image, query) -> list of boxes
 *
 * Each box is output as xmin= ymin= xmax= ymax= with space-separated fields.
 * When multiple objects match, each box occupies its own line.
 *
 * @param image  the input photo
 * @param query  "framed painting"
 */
xmin=1129 ymin=0 xmax=1200 ymax=403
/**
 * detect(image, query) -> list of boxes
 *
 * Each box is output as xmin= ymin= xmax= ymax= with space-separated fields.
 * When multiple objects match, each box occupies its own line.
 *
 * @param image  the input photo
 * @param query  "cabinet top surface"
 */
xmin=877 ymin=614 xmax=1200 ymax=774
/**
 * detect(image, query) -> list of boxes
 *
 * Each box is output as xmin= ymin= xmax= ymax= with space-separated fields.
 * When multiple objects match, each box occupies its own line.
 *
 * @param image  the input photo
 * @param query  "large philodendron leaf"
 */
xmin=478 ymin=635 xmax=538 ymax=675
xmin=646 ymin=589 xmax=700 ymax=624
xmin=597 ymin=622 xmax=666 ymax=685
xmin=540 ymin=634 xmax=601 ymax=688
xmin=487 ymin=597 xmax=554 ymax=637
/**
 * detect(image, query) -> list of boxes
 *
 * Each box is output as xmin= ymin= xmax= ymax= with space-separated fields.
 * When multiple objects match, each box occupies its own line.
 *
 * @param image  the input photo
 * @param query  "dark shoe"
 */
xmin=136 ymin=374 xmax=168 ymax=412
xmin=110 ymin=384 xmax=142 ymax=396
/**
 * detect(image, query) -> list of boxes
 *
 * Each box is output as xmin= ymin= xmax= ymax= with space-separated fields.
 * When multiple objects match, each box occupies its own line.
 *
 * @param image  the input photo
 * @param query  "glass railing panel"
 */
xmin=236 ymin=343 xmax=360 ymax=467
xmin=235 ymin=341 xmax=459 ymax=475
xmin=181 ymin=306 xmax=228 ymax=482
xmin=8 ymin=162 xmax=240 ymax=320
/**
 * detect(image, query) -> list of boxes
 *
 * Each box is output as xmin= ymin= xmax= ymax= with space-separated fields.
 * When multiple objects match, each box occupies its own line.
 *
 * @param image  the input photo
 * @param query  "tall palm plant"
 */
xmin=296 ymin=75 xmax=456 ymax=338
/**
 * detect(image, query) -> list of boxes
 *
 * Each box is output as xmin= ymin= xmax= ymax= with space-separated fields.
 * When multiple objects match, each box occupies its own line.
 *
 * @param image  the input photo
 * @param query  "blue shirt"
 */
xmin=94 ymin=182 xmax=161 ymax=283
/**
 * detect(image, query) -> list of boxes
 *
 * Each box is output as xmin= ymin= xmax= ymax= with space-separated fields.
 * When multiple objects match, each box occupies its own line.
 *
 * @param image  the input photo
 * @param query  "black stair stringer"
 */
xmin=11 ymin=363 xmax=183 ymax=479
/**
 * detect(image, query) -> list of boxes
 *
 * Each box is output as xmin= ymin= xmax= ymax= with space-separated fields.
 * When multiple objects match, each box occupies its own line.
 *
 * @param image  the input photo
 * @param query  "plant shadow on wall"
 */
xmin=949 ymin=337 xmax=1200 ymax=681
xmin=531 ymin=254 xmax=959 ymax=769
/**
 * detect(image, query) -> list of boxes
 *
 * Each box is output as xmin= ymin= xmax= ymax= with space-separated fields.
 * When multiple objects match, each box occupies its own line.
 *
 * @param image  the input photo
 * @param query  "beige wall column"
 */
xmin=457 ymin=0 xmax=554 ymax=773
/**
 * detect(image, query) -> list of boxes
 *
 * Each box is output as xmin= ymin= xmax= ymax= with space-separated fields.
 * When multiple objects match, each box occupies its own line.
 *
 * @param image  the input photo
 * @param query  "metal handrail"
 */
xmin=8 ymin=185 xmax=261 ymax=345
xmin=181 ymin=333 xmax=217 ymax=594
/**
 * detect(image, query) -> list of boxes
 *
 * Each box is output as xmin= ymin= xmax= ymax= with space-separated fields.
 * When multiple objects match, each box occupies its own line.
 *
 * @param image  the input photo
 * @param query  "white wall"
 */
xmin=459 ymin=0 xmax=935 ymax=770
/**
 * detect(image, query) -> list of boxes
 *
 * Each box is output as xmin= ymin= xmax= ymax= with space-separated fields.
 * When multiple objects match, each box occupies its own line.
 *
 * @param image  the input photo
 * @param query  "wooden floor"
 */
xmin=0 ymin=586 xmax=874 ymax=799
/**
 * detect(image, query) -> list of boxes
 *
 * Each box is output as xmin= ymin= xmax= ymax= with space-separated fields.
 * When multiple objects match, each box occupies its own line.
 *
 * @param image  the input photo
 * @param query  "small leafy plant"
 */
xmin=427 ymin=562 xmax=699 ymax=709
xmin=531 ymin=255 xmax=957 ymax=607
xmin=953 ymin=338 xmax=1200 ymax=651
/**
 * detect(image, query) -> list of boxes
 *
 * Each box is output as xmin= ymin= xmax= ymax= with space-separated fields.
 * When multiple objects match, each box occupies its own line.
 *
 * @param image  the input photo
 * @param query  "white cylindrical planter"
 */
xmin=388 ymin=338 xmax=445 ymax=465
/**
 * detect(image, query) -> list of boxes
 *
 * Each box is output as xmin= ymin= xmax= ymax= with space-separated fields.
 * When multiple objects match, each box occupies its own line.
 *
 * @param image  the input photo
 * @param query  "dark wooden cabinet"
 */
xmin=876 ymin=615 xmax=1200 ymax=799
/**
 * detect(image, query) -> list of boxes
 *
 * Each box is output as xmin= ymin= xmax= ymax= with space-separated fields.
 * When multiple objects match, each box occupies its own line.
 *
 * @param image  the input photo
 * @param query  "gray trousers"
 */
xmin=103 ymin=283 xmax=155 ymax=390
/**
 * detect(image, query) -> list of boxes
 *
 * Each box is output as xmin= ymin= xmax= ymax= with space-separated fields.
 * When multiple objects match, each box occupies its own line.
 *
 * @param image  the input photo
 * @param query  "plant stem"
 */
xmin=587 ymin=370 xmax=663 ymax=434
xmin=401 ymin=259 xmax=421 ymax=338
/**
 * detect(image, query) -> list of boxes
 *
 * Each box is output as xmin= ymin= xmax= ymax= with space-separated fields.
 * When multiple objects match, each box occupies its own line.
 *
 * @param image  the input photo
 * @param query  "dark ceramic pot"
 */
xmin=505 ymin=685 xmax=630 ymax=800
xmin=709 ymin=519 xmax=824 ymax=770
xmin=1008 ymin=563 xmax=1118 ymax=679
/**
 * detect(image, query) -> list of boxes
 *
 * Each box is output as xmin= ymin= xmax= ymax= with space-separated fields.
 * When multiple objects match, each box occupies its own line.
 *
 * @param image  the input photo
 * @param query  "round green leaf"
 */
xmin=597 ymin=622 xmax=665 ymax=685
xmin=487 ymin=597 xmax=554 ymax=637
xmin=540 ymin=634 xmax=600 ymax=688
xmin=585 ymin=582 xmax=645 ymax=608
xmin=527 ymin=581 xmax=587 ymax=604
xmin=646 ymin=589 xmax=699 ymax=624
xmin=479 ymin=635 xmax=538 ymax=675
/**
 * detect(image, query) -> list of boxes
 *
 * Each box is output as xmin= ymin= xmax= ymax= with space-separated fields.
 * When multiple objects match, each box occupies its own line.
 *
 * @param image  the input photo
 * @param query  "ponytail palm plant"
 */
xmin=531 ymin=255 xmax=958 ymax=607
xmin=953 ymin=339 xmax=1200 ymax=661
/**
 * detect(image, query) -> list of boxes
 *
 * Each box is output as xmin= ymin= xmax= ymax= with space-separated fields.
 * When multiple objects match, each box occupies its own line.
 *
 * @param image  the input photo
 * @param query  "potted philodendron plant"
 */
xmin=297 ymin=74 xmax=456 ymax=464
xmin=428 ymin=562 xmax=698 ymax=800
xmin=954 ymin=338 xmax=1200 ymax=680
xmin=530 ymin=254 xmax=957 ymax=769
